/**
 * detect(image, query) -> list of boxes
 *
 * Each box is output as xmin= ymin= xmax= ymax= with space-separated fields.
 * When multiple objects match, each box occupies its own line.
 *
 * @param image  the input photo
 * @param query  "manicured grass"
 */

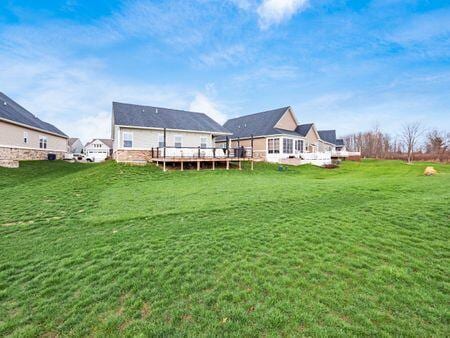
xmin=0 ymin=160 xmax=449 ymax=336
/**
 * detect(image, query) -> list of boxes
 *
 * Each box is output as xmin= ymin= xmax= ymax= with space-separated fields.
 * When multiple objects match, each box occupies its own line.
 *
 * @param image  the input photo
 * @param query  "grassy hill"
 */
xmin=0 ymin=160 xmax=449 ymax=336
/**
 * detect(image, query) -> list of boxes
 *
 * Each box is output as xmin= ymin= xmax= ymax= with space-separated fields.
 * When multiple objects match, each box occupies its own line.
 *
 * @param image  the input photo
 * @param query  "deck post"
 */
xmin=212 ymin=160 xmax=215 ymax=170
xmin=151 ymin=147 xmax=154 ymax=158
xmin=251 ymin=160 xmax=254 ymax=171
xmin=198 ymin=146 xmax=201 ymax=158
xmin=213 ymin=148 xmax=216 ymax=158
xmin=237 ymin=137 xmax=240 ymax=159
xmin=163 ymin=161 xmax=166 ymax=172
xmin=197 ymin=160 xmax=200 ymax=171
xmin=239 ymin=160 xmax=242 ymax=170
xmin=226 ymin=136 xmax=230 ymax=158
xmin=181 ymin=161 xmax=184 ymax=171
xmin=226 ymin=160 xmax=229 ymax=170
xmin=163 ymin=128 xmax=166 ymax=159
xmin=251 ymin=134 xmax=254 ymax=158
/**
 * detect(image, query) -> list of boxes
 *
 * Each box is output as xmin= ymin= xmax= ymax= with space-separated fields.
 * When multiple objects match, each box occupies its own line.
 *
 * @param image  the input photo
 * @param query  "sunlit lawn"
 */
xmin=0 ymin=159 xmax=449 ymax=336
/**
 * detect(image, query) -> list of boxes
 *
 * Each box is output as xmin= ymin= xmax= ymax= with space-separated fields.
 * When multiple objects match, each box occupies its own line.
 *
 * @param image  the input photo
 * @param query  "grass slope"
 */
xmin=0 ymin=160 xmax=449 ymax=336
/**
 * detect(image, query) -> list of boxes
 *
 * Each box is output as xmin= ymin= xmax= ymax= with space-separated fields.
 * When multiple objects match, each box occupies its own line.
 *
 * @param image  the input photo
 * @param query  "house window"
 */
xmin=23 ymin=132 xmax=28 ymax=144
xmin=268 ymin=138 xmax=280 ymax=154
xmin=39 ymin=136 xmax=47 ymax=149
xmin=174 ymin=135 xmax=182 ymax=148
xmin=200 ymin=137 xmax=208 ymax=149
xmin=295 ymin=140 xmax=303 ymax=152
xmin=123 ymin=132 xmax=133 ymax=148
xmin=283 ymin=138 xmax=293 ymax=154
xmin=158 ymin=134 xmax=165 ymax=148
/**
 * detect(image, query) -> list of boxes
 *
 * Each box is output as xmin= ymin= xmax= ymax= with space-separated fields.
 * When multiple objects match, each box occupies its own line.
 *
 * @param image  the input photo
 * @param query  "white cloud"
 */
xmin=257 ymin=0 xmax=309 ymax=29
xmin=189 ymin=93 xmax=227 ymax=124
xmin=197 ymin=44 xmax=248 ymax=67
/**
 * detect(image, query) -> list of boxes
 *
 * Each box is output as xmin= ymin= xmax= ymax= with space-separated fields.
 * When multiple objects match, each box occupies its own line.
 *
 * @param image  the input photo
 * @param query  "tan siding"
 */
xmin=274 ymin=109 xmax=297 ymax=131
xmin=115 ymin=127 xmax=214 ymax=149
xmin=0 ymin=120 xmax=67 ymax=151
xmin=304 ymin=127 xmax=320 ymax=152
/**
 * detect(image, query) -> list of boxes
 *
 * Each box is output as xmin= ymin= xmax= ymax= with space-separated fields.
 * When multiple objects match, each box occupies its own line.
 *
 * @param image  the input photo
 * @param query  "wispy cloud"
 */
xmin=189 ymin=93 xmax=227 ymax=124
xmin=257 ymin=0 xmax=310 ymax=29
xmin=197 ymin=44 xmax=249 ymax=67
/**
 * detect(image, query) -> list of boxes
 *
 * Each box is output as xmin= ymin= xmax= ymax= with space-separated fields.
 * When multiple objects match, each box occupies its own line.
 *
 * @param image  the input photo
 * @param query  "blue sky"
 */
xmin=1 ymin=0 xmax=449 ymax=142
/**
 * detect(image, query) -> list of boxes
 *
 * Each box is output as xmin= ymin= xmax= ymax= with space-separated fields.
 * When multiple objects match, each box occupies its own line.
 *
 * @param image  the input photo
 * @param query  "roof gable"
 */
xmin=273 ymin=107 xmax=298 ymax=131
xmin=85 ymin=138 xmax=113 ymax=148
xmin=113 ymin=102 xmax=229 ymax=134
xmin=221 ymin=107 xmax=291 ymax=139
xmin=295 ymin=123 xmax=313 ymax=137
xmin=0 ymin=92 xmax=67 ymax=138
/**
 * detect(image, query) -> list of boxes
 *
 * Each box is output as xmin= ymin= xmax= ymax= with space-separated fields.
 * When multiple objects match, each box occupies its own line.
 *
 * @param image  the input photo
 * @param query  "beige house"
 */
xmin=111 ymin=102 xmax=231 ymax=164
xmin=0 ymin=92 xmax=68 ymax=168
xmin=216 ymin=106 xmax=352 ymax=165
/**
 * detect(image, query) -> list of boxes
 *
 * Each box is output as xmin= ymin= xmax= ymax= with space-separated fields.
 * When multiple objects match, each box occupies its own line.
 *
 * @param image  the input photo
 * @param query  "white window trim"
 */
xmin=158 ymin=134 xmax=165 ymax=148
xmin=123 ymin=132 xmax=133 ymax=148
xmin=267 ymin=138 xmax=280 ymax=154
xmin=200 ymin=136 xmax=208 ymax=148
xmin=174 ymin=135 xmax=183 ymax=148
xmin=23 ymin=131 xmax=28 ymax=144
xmin=39 ymin=135 xmax=48 ymax=149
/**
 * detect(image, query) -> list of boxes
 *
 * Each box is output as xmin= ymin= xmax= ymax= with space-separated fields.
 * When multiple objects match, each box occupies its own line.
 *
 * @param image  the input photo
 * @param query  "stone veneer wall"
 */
xmin=0 ymin=146 xmax=65 ymax=168
xmin=114 ymin=150 xmax=153 ymax=163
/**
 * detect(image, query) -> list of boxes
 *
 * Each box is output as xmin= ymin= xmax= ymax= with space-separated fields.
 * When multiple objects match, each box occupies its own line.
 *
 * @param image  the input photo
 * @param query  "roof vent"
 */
xmin=244 ymin=123 xmax=247 ymax=127
xmin=142 ymin=109 xmax=145 ymax=112
xmin=155 ymin=108 xmax=158 ymax=114
xmin=3 ymin=101 xmax=7 ymax=106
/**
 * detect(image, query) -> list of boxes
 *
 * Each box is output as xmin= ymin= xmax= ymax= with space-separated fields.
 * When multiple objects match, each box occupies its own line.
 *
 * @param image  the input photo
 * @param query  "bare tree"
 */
xmin=426 ymin=129 xmax=446 ymax=152
xmin=401 ymin=122 xmax=423 ymax=164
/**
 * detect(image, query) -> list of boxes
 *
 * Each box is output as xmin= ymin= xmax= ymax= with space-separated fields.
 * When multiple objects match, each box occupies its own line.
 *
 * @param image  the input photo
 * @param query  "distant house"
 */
xmin=0 ymin=92 xmax=68 ymax=168
xmin=111 ymin=102 xmax=231 ymax=163
xmin=318 ymin=130 xmax=339 ymax=152
xmin=84 ymin=139 xmax=113 ymax=162
xmin=68 ymin=138 xmax=84 ymax=154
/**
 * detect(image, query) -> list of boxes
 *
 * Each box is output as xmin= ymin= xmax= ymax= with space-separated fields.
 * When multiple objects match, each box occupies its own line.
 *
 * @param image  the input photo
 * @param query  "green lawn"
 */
xmin=0 ymin=160 xmax=449 ymax=336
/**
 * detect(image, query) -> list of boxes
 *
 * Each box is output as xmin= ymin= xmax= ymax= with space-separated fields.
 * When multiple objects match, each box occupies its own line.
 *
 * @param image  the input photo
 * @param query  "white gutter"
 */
xmin=116 ymin=124 xmax=232 ymax=136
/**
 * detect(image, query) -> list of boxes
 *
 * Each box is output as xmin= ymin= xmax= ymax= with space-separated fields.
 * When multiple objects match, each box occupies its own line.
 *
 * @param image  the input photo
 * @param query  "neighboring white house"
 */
xmin=68 ymin=138 xmax=84 ymax=154
xmin=84 ymin=139 xmax=113 ymax=162
xmin=111 ymin=102 xmax=231 ymax=163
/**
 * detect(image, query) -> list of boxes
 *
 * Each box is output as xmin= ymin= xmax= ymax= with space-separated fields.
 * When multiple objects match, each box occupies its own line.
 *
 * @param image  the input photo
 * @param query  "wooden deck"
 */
xmin=151 ymin=157 xmax=254 ymax=171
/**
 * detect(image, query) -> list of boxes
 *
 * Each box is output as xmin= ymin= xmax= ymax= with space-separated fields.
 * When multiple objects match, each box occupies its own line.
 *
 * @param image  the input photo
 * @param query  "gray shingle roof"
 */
xmin=0 ymin=92 xmax=67 ymax=137
xmin=295 ymin=123 xmax=313 ymax=137
xmin=68 ymin=138 xmax=80 ymax=146
xmin=318 ymin=130 xmax=337 ymax=145
xmin=218 ymin=107 xmax=292 ymax=140
xmin=113 ymin=102 xmax=230 ymax=134
xmin=336 ymin=138 xmax=345 ymax=146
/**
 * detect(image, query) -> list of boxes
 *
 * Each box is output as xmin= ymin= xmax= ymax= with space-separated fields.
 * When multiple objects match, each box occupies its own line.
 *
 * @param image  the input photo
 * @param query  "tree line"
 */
xmin=342 ymin=123 xmax=449 ymax=163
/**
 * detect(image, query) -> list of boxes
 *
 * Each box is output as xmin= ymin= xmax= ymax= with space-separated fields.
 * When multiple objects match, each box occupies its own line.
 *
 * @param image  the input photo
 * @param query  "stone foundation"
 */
xmin=0 ymin=146 xmax=66 ymax=168
xmin=114 ymin=149 xmax=153 ymax=163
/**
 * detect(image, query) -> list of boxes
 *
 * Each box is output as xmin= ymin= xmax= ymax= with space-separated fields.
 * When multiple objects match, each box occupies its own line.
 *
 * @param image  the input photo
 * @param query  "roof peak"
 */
xmin=227 ymin=106 xmax=290 ymax=122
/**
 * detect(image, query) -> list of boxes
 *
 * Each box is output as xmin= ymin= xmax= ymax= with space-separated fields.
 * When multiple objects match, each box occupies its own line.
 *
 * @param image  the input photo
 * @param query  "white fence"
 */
xmin=331 ymin=150 xmax=361 ymax=157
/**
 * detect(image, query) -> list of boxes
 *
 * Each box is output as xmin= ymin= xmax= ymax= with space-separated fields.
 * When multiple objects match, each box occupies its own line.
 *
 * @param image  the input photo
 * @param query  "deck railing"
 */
xmin=331 ymin=150 xmax=361 ymax=157
xmin=151 ymin=146 xmax=254 ymax=159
